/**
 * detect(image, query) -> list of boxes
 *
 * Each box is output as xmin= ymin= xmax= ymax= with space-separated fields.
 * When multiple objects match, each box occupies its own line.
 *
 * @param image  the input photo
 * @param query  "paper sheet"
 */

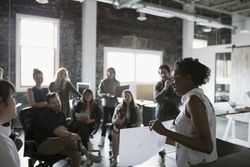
xmin=118 ymin=120 xmax=175 ymax=166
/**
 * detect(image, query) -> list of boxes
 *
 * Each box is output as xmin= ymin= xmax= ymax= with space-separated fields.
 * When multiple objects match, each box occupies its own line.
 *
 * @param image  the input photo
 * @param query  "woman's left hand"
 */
xmin=149 ymin=120 xmax=167 ymax=136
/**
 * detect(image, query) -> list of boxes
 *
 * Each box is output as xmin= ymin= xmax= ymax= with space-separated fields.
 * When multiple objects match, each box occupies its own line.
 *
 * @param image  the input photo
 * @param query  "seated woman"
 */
xmin=27 ymin=68 xmax=49 ymax=108
xmin=71 ymin=89 xmax=102 ymax=150
xmin=111 ymin=89 xmax=142 ymax=166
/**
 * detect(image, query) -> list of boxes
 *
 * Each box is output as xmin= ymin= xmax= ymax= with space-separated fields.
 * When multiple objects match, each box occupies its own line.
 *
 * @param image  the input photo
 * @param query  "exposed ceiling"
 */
xmin=178 ymin=0 xmax=250 ymax=17
xmin=72 ymin=0 xmax=250 ymax=29
xmin=73 ymin=0 xmax=250 ymax=17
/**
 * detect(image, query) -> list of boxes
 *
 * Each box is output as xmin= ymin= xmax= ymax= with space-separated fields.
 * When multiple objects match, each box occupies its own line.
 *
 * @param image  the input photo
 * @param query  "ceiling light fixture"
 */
xmin=72 ymin=0 xmax=85 ymax=2
xmin=36 ymin=0 xmax=49 ymax=4
xmin=137 ymin=6 xmax=174 ymax=18
xmin=137 ymin=12 xmax=147 ymax=21
xmin=202 ymin=27 xmax=212 ymax=32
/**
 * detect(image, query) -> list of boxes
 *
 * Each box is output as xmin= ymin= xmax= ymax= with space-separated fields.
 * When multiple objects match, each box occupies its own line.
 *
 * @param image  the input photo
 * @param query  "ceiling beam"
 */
xmin=210 ymin=0 xmax=240 ymax=9
xmin=232 ymin=7 xmax=250 ymax=14
xmin=171 ymin=0 xmax=232 ymax=15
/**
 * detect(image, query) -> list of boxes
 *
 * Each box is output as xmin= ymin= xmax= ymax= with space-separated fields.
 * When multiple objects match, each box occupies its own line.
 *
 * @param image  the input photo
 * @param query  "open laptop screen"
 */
xmin=114 ymin=85 xmax=129 ymax=97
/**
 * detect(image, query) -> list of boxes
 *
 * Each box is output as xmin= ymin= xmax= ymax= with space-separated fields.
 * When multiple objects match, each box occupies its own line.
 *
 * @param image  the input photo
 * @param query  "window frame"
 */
xmin=16 ymin=14 xmax=60 ymax=92
xmin=104 ymin=47 xmax=163 ymax=100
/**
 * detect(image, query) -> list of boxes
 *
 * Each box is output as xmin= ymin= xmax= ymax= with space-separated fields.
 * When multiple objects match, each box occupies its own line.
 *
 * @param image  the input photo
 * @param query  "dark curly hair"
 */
xmin=175 ymin=57 xmax=210 ymax=86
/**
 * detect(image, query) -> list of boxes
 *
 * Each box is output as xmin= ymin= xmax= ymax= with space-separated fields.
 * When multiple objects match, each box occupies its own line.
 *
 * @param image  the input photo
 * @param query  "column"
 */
xmin=82 ymin=0 xmax=97 ymax=97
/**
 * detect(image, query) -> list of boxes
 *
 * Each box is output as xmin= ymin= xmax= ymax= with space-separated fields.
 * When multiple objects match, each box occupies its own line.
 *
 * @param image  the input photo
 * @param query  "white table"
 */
xmin=223 ymin=112 xmax=250 ymax=147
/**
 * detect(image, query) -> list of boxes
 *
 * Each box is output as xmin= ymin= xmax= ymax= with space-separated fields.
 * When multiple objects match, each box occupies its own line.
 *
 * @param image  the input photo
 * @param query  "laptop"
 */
xmin=114 ymin=85 xmax=129 ymax=97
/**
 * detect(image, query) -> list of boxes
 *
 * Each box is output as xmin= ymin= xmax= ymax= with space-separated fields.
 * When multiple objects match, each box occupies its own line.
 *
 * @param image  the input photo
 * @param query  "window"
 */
xmin=193 ymin=39 xmax=208 ymax=49
xmin=16 ymin=14 xmax=59 ymax=91
xmin=104 ymin=47 xmax=162 ymax=100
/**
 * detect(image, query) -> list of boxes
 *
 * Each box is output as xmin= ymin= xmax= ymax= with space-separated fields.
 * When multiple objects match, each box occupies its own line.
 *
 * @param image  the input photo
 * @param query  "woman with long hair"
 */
xmin=49 ymin=67 xmax=81 ymax=117
xmin=71 ymin=89 xmax=102 ymax=149
xmin=111 ymin=89 xmax=142 ymax=166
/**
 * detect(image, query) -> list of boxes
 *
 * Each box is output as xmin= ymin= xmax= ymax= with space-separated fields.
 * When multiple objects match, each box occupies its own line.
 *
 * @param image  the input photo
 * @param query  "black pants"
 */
xmin=71 ymin=121 xmax=92 ymax=149
xmin=101 ymin=106 xmax=115 ymax=137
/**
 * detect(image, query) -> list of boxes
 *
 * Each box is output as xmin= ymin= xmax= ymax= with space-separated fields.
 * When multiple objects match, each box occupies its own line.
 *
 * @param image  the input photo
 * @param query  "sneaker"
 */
xmin=85 ymin=159 xmax=92 ymax=166
xmin=158 ymin=156 xmax=165 ymax=167
xmin=110 ymin=159 xmax=117 ymax=167
xmin=80 ymin=156 xmax=87 ymax=165
xmin=98 ymin=136 xmax=105 ymax=147
xmin=85 ymin=152 xmax=102 ymax=163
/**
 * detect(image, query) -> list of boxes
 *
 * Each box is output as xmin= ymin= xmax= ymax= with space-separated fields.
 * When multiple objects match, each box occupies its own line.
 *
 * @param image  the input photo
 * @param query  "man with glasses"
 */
xmin=154 ymin=64 xmax=180 ymax=167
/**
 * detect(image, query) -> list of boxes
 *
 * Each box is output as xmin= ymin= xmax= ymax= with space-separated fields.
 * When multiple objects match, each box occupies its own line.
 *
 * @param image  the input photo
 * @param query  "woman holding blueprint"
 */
xmin=150 ymin=57 xmax=218 ymax=167
xmin=111 ymin=89 xmax=142 ymax=166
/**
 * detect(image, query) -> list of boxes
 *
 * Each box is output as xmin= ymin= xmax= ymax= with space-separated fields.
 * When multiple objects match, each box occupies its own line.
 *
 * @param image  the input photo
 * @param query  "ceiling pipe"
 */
xmin=171 ymin=0 xmax=232 ymax=15
xmin=138 ymin=2 xmax=235 ymax=29
xmin=97 ymin=0 xmax=234 ymax=29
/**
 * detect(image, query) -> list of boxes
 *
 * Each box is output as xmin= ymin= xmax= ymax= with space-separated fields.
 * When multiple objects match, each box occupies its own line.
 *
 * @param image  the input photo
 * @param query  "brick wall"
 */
xmin=0 ymin=0 xmax=183 ymax=104
xmin=96 ymin=3 xmax=183 ymax=88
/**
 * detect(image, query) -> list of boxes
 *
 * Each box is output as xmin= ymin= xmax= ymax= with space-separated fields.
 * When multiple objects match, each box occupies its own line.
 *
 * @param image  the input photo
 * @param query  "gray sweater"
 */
xmin=98 ymin=78 xmax=120 ymax=107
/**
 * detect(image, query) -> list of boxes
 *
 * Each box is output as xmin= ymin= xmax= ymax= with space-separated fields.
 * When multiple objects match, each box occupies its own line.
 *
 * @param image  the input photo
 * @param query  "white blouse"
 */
xmin=175 ymin=88 xmax=218 ymax=167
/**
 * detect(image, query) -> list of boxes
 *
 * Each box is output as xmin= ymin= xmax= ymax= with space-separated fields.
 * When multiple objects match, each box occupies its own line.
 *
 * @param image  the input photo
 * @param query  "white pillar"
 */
xmin=82 ymin=0 xmax=97 ymax=97
xmin=182 ymin=4 xmax=194 ymax=58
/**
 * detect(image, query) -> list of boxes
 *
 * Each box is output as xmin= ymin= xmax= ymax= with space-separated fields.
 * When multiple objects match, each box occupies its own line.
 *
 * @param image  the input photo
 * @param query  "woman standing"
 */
xmin=27 ymin=68 xmax=49 ymax=108
xmin=72 ymin=89 xmax=102 ymax=149
xmin=111 ymin=89 xmax=142 ymax=166
xmin=0 ymin=80 xmax=20 ymax=167
xmin=150 ymin=57 xmax=218 ymax=167
xmin=49 ymin=67 xmax=81 ymax=117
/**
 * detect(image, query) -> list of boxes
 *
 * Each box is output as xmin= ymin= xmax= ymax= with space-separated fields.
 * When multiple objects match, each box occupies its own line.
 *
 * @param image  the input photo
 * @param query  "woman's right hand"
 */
xmin=149 ymin=120 xmax=167 ymax=136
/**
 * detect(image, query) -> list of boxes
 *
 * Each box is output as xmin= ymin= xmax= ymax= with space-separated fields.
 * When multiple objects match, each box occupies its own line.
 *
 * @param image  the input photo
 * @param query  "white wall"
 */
xmin=232 ymin=14 xmax=250 ymax=46
xmin=192 ymin=44 xmax=232 ymax=103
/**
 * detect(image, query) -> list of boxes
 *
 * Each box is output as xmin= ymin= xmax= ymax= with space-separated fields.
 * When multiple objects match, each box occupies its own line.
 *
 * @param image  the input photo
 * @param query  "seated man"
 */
xmin=33 ymin=92 xmax=102 ymax=167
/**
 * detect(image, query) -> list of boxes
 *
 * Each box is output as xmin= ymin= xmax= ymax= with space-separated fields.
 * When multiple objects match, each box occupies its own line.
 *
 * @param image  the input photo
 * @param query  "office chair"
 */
xmin=19 ymin=107 xmax=66 ymax=167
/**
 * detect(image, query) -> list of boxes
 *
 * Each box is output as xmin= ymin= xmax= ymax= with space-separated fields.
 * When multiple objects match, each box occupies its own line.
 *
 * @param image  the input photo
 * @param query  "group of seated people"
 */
xmin=25 ymin=67 xmax=142 ymax=167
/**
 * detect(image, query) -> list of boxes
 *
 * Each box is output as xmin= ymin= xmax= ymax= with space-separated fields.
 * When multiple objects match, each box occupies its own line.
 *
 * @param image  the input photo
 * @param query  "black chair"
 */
xmin=19 ymin=107 xmax=66 ymax=167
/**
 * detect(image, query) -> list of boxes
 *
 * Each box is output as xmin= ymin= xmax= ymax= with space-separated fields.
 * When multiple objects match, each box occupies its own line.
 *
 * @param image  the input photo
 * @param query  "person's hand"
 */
xmin=70 ymin=133 xmax=81 ymax=142
xmin=115 ymin=117 xmax=125 ymax=128
xmin=107 ymin=93 xmax=115 ymax=98
xmin=164 ymin=79 xmax=172 ymax=90
xmin=149 ymin=120 xmax=167 ymax=136
xmin=84 ymin=118 xmax=94 ymax=124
